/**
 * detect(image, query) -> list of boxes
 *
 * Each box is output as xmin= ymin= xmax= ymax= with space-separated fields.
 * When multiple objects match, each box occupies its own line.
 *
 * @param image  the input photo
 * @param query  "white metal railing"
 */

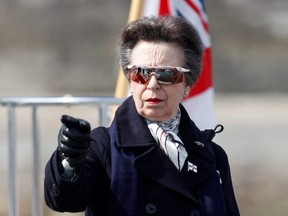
xmin=0 ymin=96 xmax=125 ymax=216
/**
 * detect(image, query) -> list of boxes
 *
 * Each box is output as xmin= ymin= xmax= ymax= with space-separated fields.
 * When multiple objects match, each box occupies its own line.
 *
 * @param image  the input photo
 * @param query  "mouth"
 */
xmin=145 ymin=98 xmax=164 ymax=104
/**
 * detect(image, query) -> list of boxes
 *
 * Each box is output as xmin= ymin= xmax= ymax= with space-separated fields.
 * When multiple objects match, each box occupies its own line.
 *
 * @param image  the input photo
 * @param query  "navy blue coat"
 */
xmin=44 ymin=96 xmax=240 ymax=216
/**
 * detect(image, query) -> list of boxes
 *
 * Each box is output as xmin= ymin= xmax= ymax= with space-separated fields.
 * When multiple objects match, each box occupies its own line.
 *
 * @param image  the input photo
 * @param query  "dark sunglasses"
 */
xmin=126 ymin=65 xmax=190 ymax=85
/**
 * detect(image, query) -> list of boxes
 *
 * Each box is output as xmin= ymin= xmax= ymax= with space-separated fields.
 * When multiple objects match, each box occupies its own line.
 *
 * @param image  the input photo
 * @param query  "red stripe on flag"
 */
xmin=159 ymin=0 xmax=170 ymax=15
xmin=187 ymin=47 xmax=212 ymax=97
xmin=185 ymin=0 xmax=209 ymax=32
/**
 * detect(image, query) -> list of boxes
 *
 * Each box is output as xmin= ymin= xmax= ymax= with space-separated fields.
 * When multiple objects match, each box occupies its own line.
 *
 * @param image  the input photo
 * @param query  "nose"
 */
xmin=147 ymin=75 xmax=160 ymax=90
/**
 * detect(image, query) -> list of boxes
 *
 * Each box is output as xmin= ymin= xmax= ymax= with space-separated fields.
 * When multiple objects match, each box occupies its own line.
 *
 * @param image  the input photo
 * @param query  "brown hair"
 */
xmin=117 ymin=16 xmax=204 ymax=86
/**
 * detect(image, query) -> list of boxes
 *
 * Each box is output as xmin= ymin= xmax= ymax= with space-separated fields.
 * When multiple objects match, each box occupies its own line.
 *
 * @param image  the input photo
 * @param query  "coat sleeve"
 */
xmin=44 ymin=150 xmax=88 ymax=212
xmin=213 ymin=143 xmax=240 ymax=216
xmin=44 ymin=126 xmax=111 ymax=213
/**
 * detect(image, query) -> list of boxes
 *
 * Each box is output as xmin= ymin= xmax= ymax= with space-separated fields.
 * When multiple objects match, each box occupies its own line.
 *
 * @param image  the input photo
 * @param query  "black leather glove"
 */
xmin=58 ymin=115 xmax=91 ymax=168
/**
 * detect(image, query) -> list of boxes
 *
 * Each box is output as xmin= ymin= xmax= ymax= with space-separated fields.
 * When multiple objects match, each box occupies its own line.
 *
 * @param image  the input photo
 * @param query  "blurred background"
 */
xmin=0 ymin=0 xmax=288 ymax=215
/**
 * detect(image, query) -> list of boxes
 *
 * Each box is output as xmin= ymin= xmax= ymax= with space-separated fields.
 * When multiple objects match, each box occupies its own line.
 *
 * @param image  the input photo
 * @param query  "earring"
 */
xmin=184 ymin=91 xmax=188 ymax=96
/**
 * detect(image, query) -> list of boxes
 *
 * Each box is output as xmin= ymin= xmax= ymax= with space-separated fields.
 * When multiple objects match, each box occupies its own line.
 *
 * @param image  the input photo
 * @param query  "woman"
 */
xmin=44 ymin=16 xmax=240 ymax=216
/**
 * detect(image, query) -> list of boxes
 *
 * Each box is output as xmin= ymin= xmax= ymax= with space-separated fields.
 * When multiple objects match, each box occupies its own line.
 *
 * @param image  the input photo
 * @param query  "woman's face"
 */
xmin=129 ymin=40 xmax=191 ymax=122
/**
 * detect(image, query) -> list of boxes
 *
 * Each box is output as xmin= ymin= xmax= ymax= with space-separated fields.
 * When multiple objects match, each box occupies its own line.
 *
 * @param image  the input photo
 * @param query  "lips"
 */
xmin=145 ymin=98 xmax=163 ymax=103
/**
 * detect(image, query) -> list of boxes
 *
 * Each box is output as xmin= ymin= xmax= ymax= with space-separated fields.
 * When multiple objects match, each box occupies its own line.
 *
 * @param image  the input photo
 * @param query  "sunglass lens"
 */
xmin=130 ymin=67 xmax=150 ymax=84
xmin=155 ymin=69 xmax=175 ymax=84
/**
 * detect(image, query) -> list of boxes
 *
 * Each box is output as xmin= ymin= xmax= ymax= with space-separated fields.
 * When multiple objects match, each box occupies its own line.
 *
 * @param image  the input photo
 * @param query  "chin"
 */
xmin=144 ymin=114 xmax=171 ymax=122
xmin=139 ymin=109 xmax=172 ymax=122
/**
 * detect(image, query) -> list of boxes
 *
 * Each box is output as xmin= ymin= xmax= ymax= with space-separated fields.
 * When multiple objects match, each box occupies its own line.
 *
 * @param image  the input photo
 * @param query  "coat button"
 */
xmin=51 ymin=183 xmax=59 ymax=196
xmin=190 ymin=209 xmax=200 ymax=216
xmin=145 ymin=203 xmax=157 ymax=214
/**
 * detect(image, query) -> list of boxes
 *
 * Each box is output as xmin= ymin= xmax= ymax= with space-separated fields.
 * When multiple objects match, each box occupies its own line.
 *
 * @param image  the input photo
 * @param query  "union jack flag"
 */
xmin=141 ymin=0 xmax=215 ymax=129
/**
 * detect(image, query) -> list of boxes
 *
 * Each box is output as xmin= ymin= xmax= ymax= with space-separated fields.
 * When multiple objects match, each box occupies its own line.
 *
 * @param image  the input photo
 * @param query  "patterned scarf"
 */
xmin=146 ymin=108 xmax=188 ymax=171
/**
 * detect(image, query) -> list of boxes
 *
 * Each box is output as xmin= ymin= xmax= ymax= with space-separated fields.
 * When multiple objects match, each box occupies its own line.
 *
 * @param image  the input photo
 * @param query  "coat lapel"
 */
xmin=133 ymin=145 xmax=198 ymax=202
xmin=179 ymin=105 xmax=216 ymax=188
xmin=133 ymin=142 xmax=215 ymax=201
xmin=181 ymin=153 xmax=214 ymax=188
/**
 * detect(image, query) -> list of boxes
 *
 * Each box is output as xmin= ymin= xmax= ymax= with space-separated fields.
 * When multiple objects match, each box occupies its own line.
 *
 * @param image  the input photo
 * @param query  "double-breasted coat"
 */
xmin=44 ymin=96 xmax=240 ymax=216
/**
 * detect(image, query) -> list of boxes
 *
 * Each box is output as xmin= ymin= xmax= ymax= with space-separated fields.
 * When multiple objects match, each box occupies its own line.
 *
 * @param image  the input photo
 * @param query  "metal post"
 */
xmin=32 ymin=106 xmax=42 ymax=216
xmin=99 ymin=103 xmax=109 ymax=126
xmin=8 ymin=105 xmax=18 ymax=216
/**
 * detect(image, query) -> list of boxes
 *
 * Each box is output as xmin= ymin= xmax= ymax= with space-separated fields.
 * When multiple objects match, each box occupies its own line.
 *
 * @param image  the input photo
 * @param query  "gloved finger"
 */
xmin=59 ymin=143 xmax=88 ymax=157
xmin=60 ymin=131 xmax=90 ymax=148
xmin=61 ymin=115 xmax=91 ymax=133
xmin=61 ymin=125 xmax=91 ymax=143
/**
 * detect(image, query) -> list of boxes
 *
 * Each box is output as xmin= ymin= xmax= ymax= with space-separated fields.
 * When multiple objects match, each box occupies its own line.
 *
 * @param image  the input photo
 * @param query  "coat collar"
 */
xmin=179 ymin=106 xmax=215 ymax=163
xmin=113 ymin=96 xmax=156 ymax=148
xmin=112 ymin=97 xmax=216 ymax=200
xmin=113 ymin=97 xmax=215 ymax=160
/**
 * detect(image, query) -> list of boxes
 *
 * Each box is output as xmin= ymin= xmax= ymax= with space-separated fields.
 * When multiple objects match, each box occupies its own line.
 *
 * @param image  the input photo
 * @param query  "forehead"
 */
xmin=131 ymin=40 xmax=184 ymax=67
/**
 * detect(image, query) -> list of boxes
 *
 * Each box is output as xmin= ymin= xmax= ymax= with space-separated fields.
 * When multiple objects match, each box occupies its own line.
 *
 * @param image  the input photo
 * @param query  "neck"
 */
xmin=145 ymin=108 xmax=181 ymax=134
